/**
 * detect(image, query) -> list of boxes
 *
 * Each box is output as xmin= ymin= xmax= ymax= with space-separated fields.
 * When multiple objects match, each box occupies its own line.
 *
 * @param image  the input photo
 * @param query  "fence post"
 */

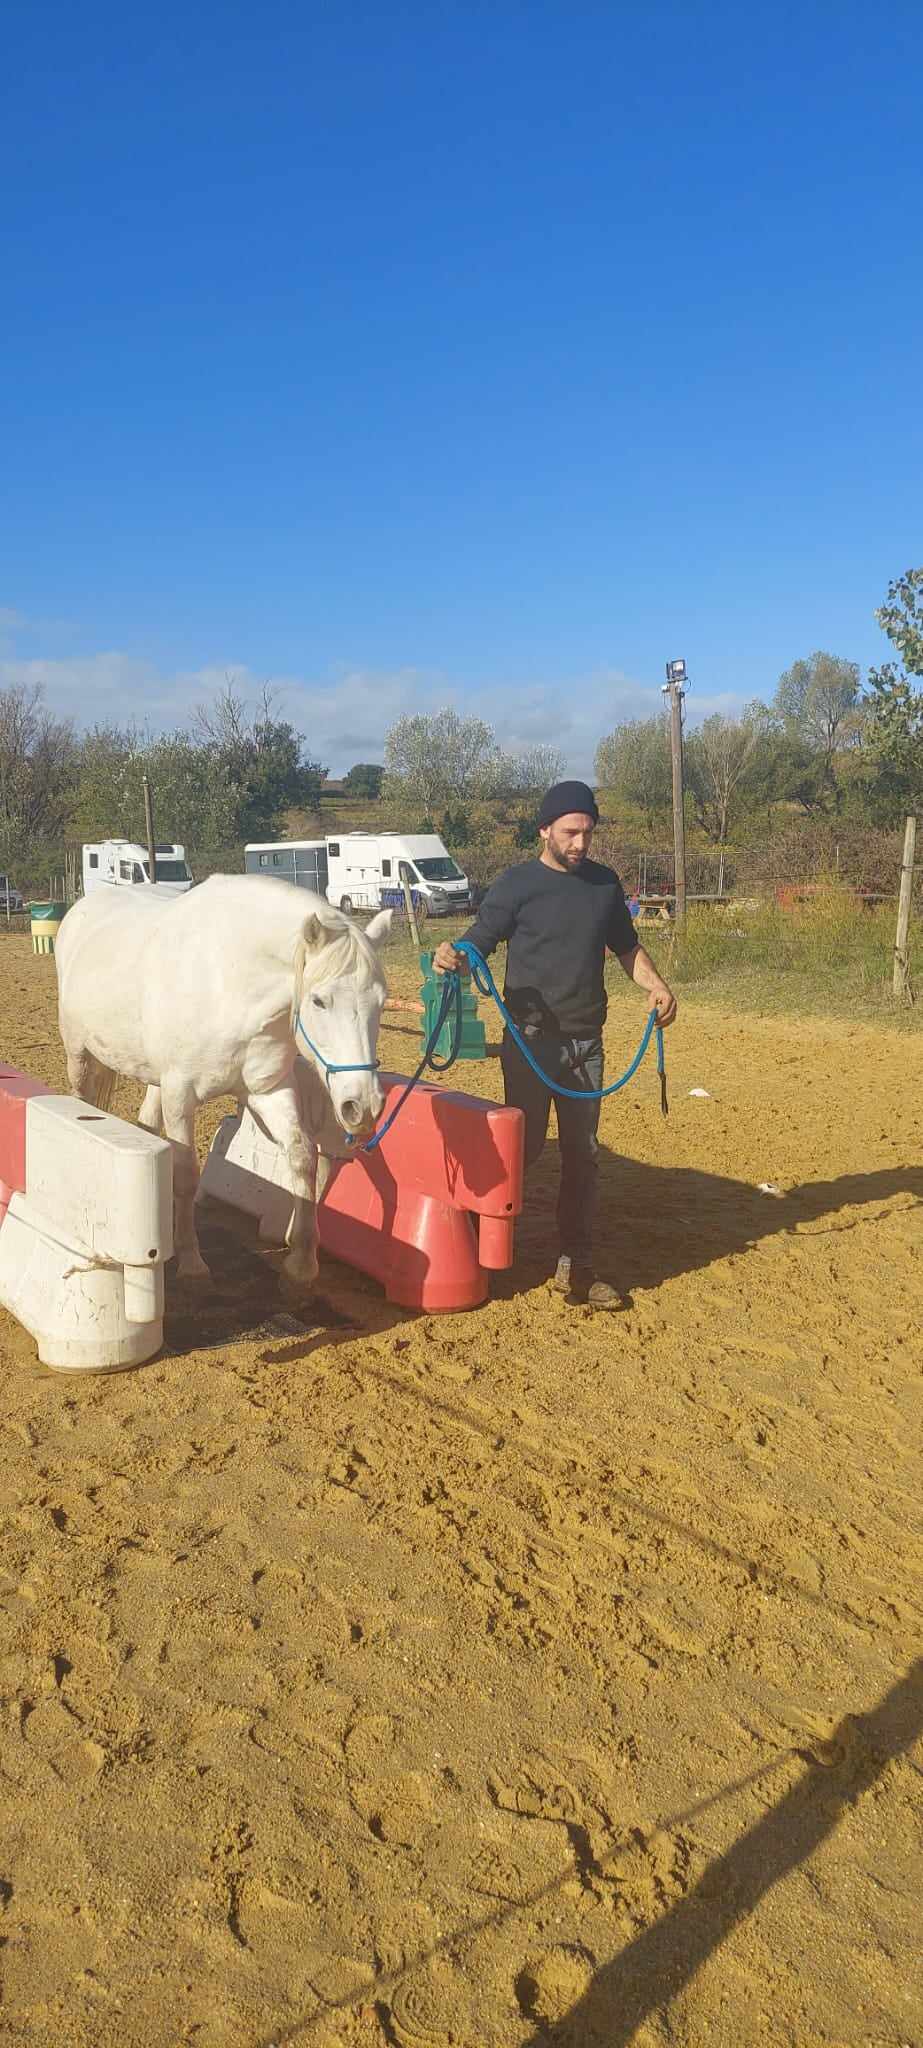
xmin=401 ymin=872 xmax=422 ymax=949
xmin=143 ymin=774 xmax=158 ymax=885
xmin=893 ymin=814 xmax=916 ymax=1004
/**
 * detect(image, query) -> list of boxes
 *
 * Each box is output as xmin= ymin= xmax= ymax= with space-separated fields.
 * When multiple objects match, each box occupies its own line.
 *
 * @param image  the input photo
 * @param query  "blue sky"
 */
xmin=2 ymin=0 xmax=920 ymax=774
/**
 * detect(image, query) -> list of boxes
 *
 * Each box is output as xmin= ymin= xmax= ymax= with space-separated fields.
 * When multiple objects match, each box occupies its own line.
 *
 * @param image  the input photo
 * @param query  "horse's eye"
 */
xmin=312 ymin=995 xmax=326 ymax=1009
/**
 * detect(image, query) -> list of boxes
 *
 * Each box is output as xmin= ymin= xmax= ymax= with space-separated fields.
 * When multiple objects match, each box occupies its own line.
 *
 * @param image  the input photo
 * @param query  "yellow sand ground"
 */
xmin=0 ymin=934 xmax=920 ymax=2048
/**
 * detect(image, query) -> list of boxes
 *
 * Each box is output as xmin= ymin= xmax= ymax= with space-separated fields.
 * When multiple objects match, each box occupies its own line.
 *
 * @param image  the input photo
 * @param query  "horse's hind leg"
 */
xmin=66 ymin=1047 xmax=116 ymax=1109
xmin=66 ymin=1047 xmax=96 ymax=1100
xmin=160 ymin=1077 xmax=209 ymax=1284
xmin=138 ymin=1085 xmax=163 ymax=1135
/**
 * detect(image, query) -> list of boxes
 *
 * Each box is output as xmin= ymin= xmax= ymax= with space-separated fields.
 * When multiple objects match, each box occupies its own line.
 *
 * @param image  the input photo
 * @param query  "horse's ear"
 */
xmin=291 ymin=914 xmax=327 ymax=1026
xmin=364 ymin=908 xmax=393 ymax=950
xmin=300 ymin=913 xmax=326 ymax=952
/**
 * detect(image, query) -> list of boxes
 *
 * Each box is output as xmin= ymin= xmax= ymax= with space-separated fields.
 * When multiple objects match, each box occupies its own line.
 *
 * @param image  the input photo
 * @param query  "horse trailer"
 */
xmin=245 ymin=840 xmax=329 ymax=894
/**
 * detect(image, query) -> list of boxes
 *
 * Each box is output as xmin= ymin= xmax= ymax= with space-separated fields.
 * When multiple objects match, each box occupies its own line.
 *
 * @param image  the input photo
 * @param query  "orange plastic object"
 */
xmin=317 ymin=1072 xmax=524 ymax=1311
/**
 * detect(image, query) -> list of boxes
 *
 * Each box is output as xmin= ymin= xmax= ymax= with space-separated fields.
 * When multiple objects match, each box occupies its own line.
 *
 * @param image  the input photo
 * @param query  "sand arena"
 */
xmin=0 ymin=933 xmax=920 ymax=2047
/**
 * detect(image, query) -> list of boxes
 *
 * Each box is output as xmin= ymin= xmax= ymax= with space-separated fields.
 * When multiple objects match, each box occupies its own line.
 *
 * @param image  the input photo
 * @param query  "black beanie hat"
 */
xmin=537 ymin=779 xmax=599 ymax=829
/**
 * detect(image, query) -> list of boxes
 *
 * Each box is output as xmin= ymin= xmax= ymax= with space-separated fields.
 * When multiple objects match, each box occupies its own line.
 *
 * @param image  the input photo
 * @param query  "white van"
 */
xmin=324 ymin=833 xmax=471 ymax=919
xmin=82 ymin=840 xmax=194 ymax=896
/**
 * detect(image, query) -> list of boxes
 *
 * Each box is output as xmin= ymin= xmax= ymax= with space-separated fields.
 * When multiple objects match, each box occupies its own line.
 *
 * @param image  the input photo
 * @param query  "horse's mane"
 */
xmin=305 ymin=915 xmax=380 ymax=990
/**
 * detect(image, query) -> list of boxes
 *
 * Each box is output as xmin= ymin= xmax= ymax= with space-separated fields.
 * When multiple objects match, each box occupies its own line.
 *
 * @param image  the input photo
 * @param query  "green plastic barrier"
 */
xmin=418 ymin=951 xmax=486 ymax=1062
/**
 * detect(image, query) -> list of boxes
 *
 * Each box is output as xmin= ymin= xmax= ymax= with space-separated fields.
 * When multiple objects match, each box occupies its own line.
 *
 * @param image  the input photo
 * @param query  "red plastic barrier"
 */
xmin=0 ymin=1064 xmax=53 ymax=1227
xmin=317 ymin=1072 xmax=524 ymax=1312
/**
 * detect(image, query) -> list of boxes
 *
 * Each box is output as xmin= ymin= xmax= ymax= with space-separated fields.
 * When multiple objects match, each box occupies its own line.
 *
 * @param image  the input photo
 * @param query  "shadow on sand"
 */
xmin=494 ymin=1149 xmax=923 ymax=1301
xmin=517 ymin=1657 xmax=923 ymax=2046
xmin=266 ymin=1660 xmax=922 ymax=2047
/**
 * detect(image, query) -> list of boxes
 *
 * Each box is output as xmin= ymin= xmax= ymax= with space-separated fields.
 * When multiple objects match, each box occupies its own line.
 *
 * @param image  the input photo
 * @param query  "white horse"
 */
xmin=55 ymin=875 xmax=391 ymax=1291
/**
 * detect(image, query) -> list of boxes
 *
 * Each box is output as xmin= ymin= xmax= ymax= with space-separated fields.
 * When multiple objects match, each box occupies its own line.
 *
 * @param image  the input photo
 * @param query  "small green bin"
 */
xmin=31 ymin=900 xmax=67 ymax=955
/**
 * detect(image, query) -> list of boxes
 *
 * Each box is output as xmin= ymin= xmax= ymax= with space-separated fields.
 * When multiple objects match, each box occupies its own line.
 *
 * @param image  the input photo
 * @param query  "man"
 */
xmin=434 ymin=779 xmax=677 ymax=1308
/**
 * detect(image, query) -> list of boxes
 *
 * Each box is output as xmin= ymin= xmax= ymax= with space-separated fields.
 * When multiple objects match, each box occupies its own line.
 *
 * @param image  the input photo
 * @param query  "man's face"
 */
xmin=540 ymin=811 xmax=596 ymax=870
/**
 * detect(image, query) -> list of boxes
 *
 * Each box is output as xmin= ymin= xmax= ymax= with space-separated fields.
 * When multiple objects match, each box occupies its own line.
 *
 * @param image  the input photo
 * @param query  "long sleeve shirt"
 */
xmin=461 ymin=856 xmax=637 ymax=1036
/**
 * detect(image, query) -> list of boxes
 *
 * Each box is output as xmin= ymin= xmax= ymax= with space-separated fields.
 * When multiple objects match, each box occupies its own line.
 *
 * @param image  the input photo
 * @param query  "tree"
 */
xmin=0 ymin=683 xmax=77 ymax=876
xmin=684 ymin=713 xmax=763 ymax=844
xmin=383 ymin=707 xmax=496 ymax=809
xmin=194 ymin=680 xmax=326 ymax=837
xmin=865 ymin=567 xmax=923 ymax=813
xmin=873 ymin=566 xmax=923 ymax=675
xmin=594 ymin=718 xmax=672 ymax=832
xmin=762 ymin=651 xmax=863 ymax=807
xmin=479 ymin=744 xmax=565 ymax=797
xmin=71 ymin=724 xmax=241 ymax=867
xmin=344 ymin=763 xmax=384 ymax=799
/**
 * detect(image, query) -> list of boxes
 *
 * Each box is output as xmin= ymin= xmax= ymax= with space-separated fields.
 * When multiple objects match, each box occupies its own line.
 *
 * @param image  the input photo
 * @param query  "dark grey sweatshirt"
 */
xmin=461 ymin=856 xmax=637 ymax=1036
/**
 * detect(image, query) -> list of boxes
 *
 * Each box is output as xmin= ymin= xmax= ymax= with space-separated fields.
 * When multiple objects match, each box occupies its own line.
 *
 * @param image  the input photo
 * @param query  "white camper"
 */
xmin=324 ymin=833 xmax=471 ymax=918
xmin=82 ymin=841 xmax=194 ymax=897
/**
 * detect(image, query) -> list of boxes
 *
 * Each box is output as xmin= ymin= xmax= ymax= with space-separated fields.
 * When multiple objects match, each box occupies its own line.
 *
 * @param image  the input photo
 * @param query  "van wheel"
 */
xmin=340 ymin=896 xmax=353 ymax=915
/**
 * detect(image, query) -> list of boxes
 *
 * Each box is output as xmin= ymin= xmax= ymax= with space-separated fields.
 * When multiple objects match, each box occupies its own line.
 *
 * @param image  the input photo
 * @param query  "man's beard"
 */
xmin=549 ymin=841 xmax=586 ymax=869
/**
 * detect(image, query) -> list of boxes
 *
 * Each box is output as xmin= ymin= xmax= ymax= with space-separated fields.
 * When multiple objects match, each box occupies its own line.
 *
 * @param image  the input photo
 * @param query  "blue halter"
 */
xmin=296 ymin=1012 xmax=381 ymax=1082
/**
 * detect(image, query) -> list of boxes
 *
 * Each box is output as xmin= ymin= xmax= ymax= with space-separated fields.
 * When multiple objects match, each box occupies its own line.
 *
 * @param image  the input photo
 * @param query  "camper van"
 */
xmin=81 ymin=841 xmax=194 ymax=896
xmin=325 ymin=833 xmax=471 ymax=918
xmin=244 ymin=840 xmax=328 ymax=894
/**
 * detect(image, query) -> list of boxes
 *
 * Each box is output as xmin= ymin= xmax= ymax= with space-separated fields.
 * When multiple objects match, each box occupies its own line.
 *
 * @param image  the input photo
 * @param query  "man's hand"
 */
xmin=433 ymin=941 xmax=467 ymax=975
xmin=647 ymin=981 xmax=678 ymax=1028
xmin=616 ymin=942 xmax=678 ymax=1026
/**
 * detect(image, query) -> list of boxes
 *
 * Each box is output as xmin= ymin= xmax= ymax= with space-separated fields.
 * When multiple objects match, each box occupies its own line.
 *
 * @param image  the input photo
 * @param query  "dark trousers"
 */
xmin=500 ymin=1029 xmax=603 ymax=1266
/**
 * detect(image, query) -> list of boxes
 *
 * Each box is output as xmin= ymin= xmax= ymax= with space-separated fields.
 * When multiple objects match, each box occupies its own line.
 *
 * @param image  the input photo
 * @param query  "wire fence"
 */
xmin=594 ymin=821 xmax=920 ymax=904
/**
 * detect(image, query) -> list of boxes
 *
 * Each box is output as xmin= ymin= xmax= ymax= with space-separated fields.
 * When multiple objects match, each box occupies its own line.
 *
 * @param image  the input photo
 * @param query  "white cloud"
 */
xmin=0 ymin=645 xmax=746 ymax=777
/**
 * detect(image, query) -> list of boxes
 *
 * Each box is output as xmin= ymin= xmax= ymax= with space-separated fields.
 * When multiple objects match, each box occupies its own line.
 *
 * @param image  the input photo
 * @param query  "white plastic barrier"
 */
xmin=0 ymin=1094 xmax=173 ymax=1372
xmin=197 ymin=1054 xmax=351 ymax=1244
xmin=200 ymin=1104 xmax=304 ymax=1245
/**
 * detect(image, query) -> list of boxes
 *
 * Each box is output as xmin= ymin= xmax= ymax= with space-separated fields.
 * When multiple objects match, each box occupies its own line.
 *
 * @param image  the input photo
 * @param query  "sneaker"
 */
xmin=570 ymin=1265 xmax=624 ymax=1310
xmin=585 ymin=1276 xmax=624 ymax=1310
xmin=551 ymin=1255 xmax=572 ymax=1294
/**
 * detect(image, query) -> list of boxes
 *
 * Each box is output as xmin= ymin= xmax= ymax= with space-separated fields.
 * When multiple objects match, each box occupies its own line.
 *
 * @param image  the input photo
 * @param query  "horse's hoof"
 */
xmin=279 ymin=1260 xmax=318 ymax=1302
xmin=175 ymin=1257 xmax=212 ymax=1289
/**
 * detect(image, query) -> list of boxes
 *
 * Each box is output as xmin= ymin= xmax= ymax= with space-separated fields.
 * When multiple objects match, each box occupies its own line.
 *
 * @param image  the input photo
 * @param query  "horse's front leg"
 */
xmin=160 ymin=1077 xmax=209 ymax=1284
xmin=246 ymin=1084 xmax=318 ymax=1297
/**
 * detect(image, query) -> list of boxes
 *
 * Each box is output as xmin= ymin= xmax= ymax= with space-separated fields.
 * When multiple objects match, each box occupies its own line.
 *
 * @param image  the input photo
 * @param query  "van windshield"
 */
xmin=143 ymin=861 xmax=191 ymax=882
xmin=413 ymin=857 xmax=463 ymax=882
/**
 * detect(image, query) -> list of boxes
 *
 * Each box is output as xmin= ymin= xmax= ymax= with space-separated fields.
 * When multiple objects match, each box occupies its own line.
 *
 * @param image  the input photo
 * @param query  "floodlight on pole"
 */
xmin=662 ymin=660 xmax=688 ymax=923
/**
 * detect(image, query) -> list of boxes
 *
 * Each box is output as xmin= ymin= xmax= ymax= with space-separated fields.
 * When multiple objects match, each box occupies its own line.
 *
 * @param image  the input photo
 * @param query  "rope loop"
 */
xmin=453 ymin=941 xmax=665 ymax=1102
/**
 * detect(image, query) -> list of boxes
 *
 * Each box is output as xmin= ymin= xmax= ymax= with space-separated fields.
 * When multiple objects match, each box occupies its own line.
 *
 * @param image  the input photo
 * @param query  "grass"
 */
xmin=657 ymin=893 xmax=920 ymax=1027
xmin=379 ymin=890 xmax=921 ymax=1033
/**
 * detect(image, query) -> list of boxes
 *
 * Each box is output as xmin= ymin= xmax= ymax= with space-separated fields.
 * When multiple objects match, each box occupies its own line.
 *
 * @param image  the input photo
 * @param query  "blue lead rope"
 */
xmin=453 ymin=939 xmax=666 ymax=1106
xmin=350 ymin=970 xmax=463 ymax=1152
xmin=332 ymin=940 xmax=666 ymax=1155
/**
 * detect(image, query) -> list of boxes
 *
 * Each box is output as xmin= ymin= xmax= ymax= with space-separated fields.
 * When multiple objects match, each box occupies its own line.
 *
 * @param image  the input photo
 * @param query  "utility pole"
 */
xmin=893 ymin=813 xmax=916 ymax=1004
xmin=662 ymin=659 xmax=688 ymax=925
xmin=142 ymin=775 xmax=158 ymax=885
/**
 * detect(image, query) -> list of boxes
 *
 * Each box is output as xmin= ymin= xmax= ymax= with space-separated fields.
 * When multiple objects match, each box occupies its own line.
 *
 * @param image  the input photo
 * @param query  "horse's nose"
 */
xmin=340 ymin=1098 xmax=364 ymax=1129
